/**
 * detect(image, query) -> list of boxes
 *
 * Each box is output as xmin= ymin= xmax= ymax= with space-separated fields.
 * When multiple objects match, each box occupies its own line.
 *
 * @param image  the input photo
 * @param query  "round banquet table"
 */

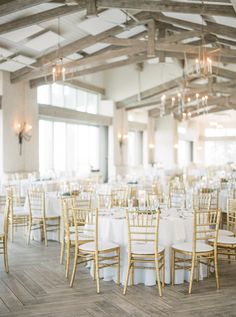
xmin=24 ymin=193 xmax=206 ymax=286
xmin=92 ymin=209 xmax=207 ymax=286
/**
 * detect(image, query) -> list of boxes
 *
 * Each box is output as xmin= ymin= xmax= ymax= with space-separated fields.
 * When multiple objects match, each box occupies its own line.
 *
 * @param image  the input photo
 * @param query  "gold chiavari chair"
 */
xmin=209 ymin=199 xmax=236 ymax=262
xmin=98 ymin=193 xmax=116 ymax=209
xmin=218 ymin=199 xmax=236 ymax=237
xmin=172 ymin=207 xmax=221 ymax=294
xmin=6 ymin=187 xmax=29 ymax=242
xmin=0 ymin=197 xmax=11 ymax=273
xmin=147 ymin=193 xmax=162 ymax=210
xmin=60 ymin=196 xmax=74 ymax=268
xmin=73 ymin=191 xmax=92 ymax=209
xmin=169 ymin=187 xmax=186 ymax=209
xmin=69 ymin=207 xmax=120 ymax=293
xmin=69 ymin=182 xmax=80 ymax=197
xmin=112 ymin=188 xmax=128 ymax=207
xmin=123 ymin=209 xmax=165 ymax=296
xmin=210 ymin=189 xmax=219 ymax=210
xmin=193 ymin=191 xmax=212 ymax=211
xmin=151 ymin=183 xmax=162 ymax=196
xmin=27 ymin=190 xmax=60 ymax=246
xmin=62 ymin=200 xmax=95 ymax=278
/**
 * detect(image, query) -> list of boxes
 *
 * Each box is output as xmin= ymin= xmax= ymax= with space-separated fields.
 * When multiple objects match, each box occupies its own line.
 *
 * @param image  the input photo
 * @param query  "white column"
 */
xmin=147 ymin=116 xmax=156 ymax=166
xmin=155 ymin=115 xmax=178 ymax=169
xmin=1 ymin=71 xmax=39 ymax=173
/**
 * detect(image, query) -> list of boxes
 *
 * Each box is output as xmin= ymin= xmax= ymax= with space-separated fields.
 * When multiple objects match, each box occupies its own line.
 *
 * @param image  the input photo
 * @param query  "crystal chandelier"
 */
xmin=52 ymin=58 xmax=66 ymax=82
xmin=195 ymin=50 xmax=212 ymax=77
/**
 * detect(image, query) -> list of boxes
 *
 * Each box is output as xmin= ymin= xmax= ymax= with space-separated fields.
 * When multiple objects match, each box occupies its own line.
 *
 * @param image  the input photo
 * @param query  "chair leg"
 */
xmin=207 ymin=258 xmax=210 ymax=278
xmin=155 ymin=255 xmax=162 ymax=297
xmin=95 ymin=253 xmax=100 ymax=294
xmin=228 ymin=249 xmax=231 ymax=264
xmin=93 ymin=259 xmax=95 ymax=281
xmin=4 ymin=239 xmax=9 ymax=273
xmin=11 ymin=220 xmax=14 ymax=242
xmin=27 ymin=218 xmax=32 ymax=245
xmin=70 ymin=248 xmax=78 ymax=288
xmin=131 ymin=266 xmax=134 ymax=285
xmin=171 ymin=249 xmax=175 ymax=286
xmin=123 ymin=256 xmax=132 ymax=295
xmin=214 ymin=251 xmax=220 ymax=290
xmin=162 ymin=253 xmax=165 ymax=288
xmin=58 ymin=219 xmax=60 ymax=243
xmin=189 ymin=255 xmax=195 ymax=294
xmin=65 ymin=241 xmax=70 ymax=279
xmin=196 ymin=258 xmax=200 ymax=283
xmin=60 ymin=234 xmax=65 ymax=265
xmin=43 ymin=219 xmax=48 ymax=247
xmin=117 ymin=248 xmax=120 ymax=286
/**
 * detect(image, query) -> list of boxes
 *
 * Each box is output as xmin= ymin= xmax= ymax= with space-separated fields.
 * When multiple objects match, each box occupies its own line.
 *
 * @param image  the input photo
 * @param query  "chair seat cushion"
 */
xmin=130 ymin=242 xmax=165 ymax=255
xmin=32 ymin=213 xmax=60 ymax=219
xmin=172 ymin=242 xmax=213 ymax=253
xmin=218 ymin=229 xmax=234 ymax=237
xmin=79 ymin=241 xmax=119 ymax=252
xmin=209 ymin=236 xmax=236 ymax=245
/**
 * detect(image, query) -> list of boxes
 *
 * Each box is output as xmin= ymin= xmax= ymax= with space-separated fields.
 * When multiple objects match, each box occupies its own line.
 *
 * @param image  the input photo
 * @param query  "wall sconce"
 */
xmin=149 ymin=143 xmax=155 ymax=167
xmin=117 ymin=133 xmax=128 ymax=148
xmin=16 ymin=122 xmax=32 ymax=156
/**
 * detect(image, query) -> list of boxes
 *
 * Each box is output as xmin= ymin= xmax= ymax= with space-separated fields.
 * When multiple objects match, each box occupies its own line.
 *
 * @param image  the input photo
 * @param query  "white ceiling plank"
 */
xmin=24 ymin=31 xmax=64 ymax=52
xmin=0 ymin=25 xmax=44 ymax=43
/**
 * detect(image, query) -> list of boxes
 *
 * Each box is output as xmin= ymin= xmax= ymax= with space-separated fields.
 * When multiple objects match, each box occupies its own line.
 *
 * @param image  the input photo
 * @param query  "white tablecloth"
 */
xmin=94 ymin=211 xmax=200 ymax=286
xmin=24 ymin=194 xmax=206 ymax=286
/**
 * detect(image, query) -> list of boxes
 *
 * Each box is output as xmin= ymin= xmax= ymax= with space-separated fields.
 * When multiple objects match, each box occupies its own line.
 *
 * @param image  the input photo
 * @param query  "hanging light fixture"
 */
xmin=52 ymin=17 xmax=66 ymax=82
xmin=160 ymin=94 xmax=166 ymax=117
xmin=194 ymin=2 xmax=213 ymax=78
xmin=52 ymin=58 xmax=66 ymax=82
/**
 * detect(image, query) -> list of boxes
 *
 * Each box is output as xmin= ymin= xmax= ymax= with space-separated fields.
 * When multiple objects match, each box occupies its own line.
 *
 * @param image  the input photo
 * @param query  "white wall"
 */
xmin=104 ymin=61 xmax=182 ymax=101
xmin=1 ymin=71 xmax=38 ymax=173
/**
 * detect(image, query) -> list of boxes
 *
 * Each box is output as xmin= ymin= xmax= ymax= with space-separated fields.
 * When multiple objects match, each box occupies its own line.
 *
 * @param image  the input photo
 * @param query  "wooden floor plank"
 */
xmin=0 ymin=231 xmax=235 ymax=316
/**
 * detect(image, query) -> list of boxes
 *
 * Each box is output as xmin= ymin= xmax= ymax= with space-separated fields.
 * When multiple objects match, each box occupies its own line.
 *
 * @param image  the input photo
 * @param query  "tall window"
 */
xmin=204 ymin=127 xmax=236 ymax=165
xmin=39 ymin=119 xmax=99 ymax=175
xmin=37 ymin=83 xmax=99 ymax=114
xmin=205 ymin=141 xmax=236 ymax=165
xmin=128 ymin=131 xmax=143 ymax=167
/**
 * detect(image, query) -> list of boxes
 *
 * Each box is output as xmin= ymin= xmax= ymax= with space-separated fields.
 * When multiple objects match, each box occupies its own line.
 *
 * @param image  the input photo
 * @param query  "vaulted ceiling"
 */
xmin=1 ymin=0 xmax=236 ymax=119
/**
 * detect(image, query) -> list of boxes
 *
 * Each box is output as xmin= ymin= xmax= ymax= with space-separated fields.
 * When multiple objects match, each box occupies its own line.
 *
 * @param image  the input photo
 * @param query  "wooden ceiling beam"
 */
xmin=10 ymin=11 xmax=150 ymax=83
xmin=147 ymin=19 xmax=156 ymax=57
xmin=97 ymin=0 xmax=236 ymax=17
xmin=11 ymin=29 xmax=202 ymax=83
xmin=29 ymin=54 xmax=150 ymax=88
xmin=86 ymin=0 xmax=97 ymax=17
xmin=153 ymin=13 xmax=236 ymax=40
xmin=0 ymin=0 xmax=52 ymax=17
xmin=13 ymin=45 xmax=146 ymax=83
xmin=0 ymin=3 xmax=87 ymax=35
xmin=66 ymin=79 xmax=105 ymax=95
xmin=212 ymin=66 xmax=236 ymax=79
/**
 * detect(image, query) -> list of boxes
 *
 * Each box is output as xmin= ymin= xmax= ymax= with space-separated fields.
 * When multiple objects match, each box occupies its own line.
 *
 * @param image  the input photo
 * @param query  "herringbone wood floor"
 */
xmin=0 ymin=232 xmax=236 ymax=317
